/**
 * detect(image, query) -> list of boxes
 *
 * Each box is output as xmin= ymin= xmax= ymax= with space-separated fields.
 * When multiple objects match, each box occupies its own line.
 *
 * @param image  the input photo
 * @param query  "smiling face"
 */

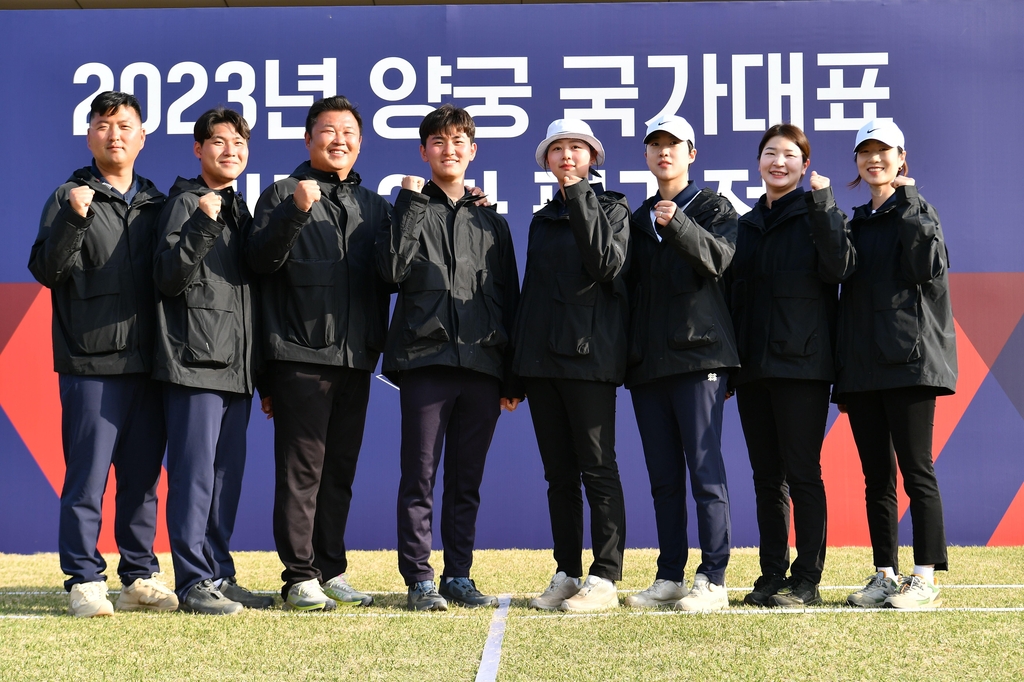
xmin=420 ymin=128 xmax=476 ymax=186
xmin=644 ymin=131 xmax=695 ymax=184
xmin=86 ymin=105 xmax=145 ymax=175
xmin=758 ymin=134 xmax=810 ymax=200
xmin=856 ymin=140 xmax=906 ymax=188
xmin=546 ymin=137 xmax=593 ymax=185
xmin=306 ymin=109 xmax=361 ymax=178
xmin=195 ymin=123 xmax=248 ymax=189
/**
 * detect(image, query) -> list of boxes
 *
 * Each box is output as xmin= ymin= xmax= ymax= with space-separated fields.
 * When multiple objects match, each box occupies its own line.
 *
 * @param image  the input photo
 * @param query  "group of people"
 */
xmin=30 ymin=89 xmax=955 ymax=618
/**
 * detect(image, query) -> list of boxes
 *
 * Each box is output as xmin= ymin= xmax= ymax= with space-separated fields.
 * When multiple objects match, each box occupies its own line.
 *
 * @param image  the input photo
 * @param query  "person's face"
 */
xmin=86 ymin=106 xmax=145 ymax=173
xmin=546 ymin=138 xmax=593 ymax=184
xmin=306 ymin=109 xmax=361 ymax=177
xmin=856 ymin=140 xmax=905 ymax=188
xmin=644 ymin=131 xmax=696 ymax=182
xmin=420 ymin=129 xmax=476 ymax=185
xmin=195 ymin=123 xmax=249 ymax=189
xmin=758 ymin=135 xmax=809 ymax=197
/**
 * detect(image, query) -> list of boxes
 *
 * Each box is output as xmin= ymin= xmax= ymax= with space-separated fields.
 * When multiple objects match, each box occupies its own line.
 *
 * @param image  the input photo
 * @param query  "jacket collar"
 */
xmin=536 ymin=179 xmax=605 ymax=220
xmin=748 ymin=187 xmax=807 ymax=232
xmin=70 ymin=166 xmax=164 ymax=205
xmin=291 ymin=160 xmax=362 ymax=187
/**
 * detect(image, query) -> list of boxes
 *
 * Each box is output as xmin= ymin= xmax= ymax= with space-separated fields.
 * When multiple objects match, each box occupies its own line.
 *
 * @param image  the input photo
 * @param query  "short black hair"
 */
xmin=89 ymin=91 xmax=142 ymax=122
xmin=194 ymin=107 xmax=251 ymax=144
xmin=418 ymin=104 xmax=476 ymax=146
xmin=305 ymin=96 xmax=362 ymax=136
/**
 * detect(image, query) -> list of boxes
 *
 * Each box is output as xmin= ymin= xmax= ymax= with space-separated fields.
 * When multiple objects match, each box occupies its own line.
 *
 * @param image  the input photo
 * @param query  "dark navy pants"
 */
xmin=630 ymin=371 xmax=731 ymax=585
xmin=397 ymin=366 xmax=500 ymax=585
xmin=58 ymin=374 xmax=166 ymax=591
xmin=164 ymin=384 xmax=252 ymax=601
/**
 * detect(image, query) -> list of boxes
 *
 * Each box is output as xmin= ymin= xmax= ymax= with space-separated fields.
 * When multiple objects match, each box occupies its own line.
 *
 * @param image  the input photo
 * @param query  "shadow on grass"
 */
xmin=1 ymin=586 xmax=70 ymax=617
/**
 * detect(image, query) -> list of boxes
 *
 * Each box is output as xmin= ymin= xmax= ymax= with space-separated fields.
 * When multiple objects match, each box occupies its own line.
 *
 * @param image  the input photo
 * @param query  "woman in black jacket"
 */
xmin=512 ymin=119 xmax=630 ymax=612
xmin=729 ymin=123 xmax=856 ymax=607
xmin=838 ymin=119 xmax=955 ymax=610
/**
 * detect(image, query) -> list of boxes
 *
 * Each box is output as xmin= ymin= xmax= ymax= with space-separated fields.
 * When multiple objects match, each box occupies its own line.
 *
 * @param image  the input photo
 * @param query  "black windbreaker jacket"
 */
xmin=377 ymin=182 xmax=522 ymax=397
xmin=834 ymin=185 xmax=956 ymax=397
xmin=28 ymin=167 xmax=166 ymax=375
xmin=625 ymin=186 xmax=740 ymax=389
xmin=511 ymin=179 xmax=631 ymax=385
xmin=246 ymin=163 xmax=392 ymax=373
xmin=153 ymin=176 xmax=257 ymax=395
xmin=728 ymin=186 xmax=856 ymax=387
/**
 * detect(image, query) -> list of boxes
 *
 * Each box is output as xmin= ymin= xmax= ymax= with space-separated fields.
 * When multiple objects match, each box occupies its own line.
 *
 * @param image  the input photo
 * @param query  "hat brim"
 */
xmin=535 ymin=132 xmax=606 ymax=169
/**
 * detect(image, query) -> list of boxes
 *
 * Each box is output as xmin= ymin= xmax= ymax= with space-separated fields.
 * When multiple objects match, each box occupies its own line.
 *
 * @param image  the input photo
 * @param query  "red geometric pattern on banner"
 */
xmin=0 ymin=284 xmax=169 ymax=553
xmin=947 ymin=273 xmax=1024 ymax=369
xmin=0 ymin=282 xmax=39 ymax=355
xmin=817 ymin=321 xmax=988 ymax=546
xmin=989 ymin=481 xmax=1024 ymax=546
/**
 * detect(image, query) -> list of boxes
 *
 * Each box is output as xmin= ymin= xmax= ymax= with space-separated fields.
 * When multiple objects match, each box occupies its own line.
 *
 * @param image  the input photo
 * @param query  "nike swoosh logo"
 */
xmin=866 ymin=127 xmax=880 ymax=133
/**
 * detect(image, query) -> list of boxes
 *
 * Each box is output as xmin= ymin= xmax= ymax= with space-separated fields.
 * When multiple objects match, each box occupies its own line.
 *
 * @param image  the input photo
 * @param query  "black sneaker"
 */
xmin=180 ymin=579 xmax=243 ymax=615
xmin=438 ymin=577 xmax=498 ymax=608
xmin=407 ymin=580 xmax=448 ymax=612
xmin=743 ymin=574 xmax=787 ymax=607
xmin=219 ymin=576 xmax=275 ymax=609
xmin=769 ymin=577 xmax=822 ymax=607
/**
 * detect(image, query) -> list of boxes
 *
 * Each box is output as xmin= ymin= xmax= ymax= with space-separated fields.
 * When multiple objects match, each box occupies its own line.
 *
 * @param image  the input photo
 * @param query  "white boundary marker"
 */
xmin=474 ymin=595 xmax=512 ymax=682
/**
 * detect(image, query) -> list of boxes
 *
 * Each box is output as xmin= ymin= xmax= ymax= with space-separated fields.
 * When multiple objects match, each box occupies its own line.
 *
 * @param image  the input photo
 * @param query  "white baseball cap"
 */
xmin=535 ymin=119 xmax=606 ymax=169
xmin=644 ymin=115 xmax=696 ymax=146
xmin=854 ymin=119 xmax=905 ymax=151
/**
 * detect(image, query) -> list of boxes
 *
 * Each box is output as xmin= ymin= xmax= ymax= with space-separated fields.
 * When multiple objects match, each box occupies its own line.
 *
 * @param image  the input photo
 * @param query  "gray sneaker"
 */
xmin=407 ymin=580 xmax=448 ymax=611
xmin=180 ymin=579 xmax=243 ymax=616
xmin=219 ymin=576 xmax=275 ymax=609
xmin=322 ymin=574 xmax=373 ymax=607
xmin=528 ymin=571 xmax=581 ymax=610
xmin=847 ymin=572 xmax=898 ymax=608
xmin=285 ymin=579 xmax=337 ymax=612
xmin=624 ymin=579 xmax=687 ymax=607
xmin=438 ymin=577 xmax=498 ymax=608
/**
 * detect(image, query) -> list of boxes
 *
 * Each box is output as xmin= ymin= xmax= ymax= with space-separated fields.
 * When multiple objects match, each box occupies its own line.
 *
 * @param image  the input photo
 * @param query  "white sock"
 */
xmin=913 ymin=566 xmax=935 ymax=583
xmin=877 ymin=567 xmax=897 ymax=580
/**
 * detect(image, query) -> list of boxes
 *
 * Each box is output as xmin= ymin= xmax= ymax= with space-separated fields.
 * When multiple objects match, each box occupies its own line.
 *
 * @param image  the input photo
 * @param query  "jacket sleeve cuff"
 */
xmin=564 ymin=178 xmax=592 ymax=202
xmin=58 ymin=202 xmax=92 ymax=230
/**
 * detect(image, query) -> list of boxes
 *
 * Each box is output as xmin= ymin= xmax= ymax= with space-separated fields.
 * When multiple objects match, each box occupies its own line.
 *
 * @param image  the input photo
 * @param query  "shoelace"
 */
xmin=690 ymin=581 xmax=709 ymax=596
xmin=77 ymin=582 xmax=105 ymax=600
xmin=863 ymin=574 xmax=889 ymax=591
xmin=897 ymin=576 xmax=922 ymax=594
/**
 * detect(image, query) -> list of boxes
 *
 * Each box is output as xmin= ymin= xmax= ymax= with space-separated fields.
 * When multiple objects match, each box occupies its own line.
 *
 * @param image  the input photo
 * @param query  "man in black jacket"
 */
xmin=28 ymin=91 xmax=177 ymax=617
xmin=376 ymin=104 xmax=521 ymax=611
xmin=623 ymin=116 xmax=739 ymax=612
xmin=153 ymin=107 xmax=272 ymax=615
xmin=247 ymin=96 xmax=392 ymax=611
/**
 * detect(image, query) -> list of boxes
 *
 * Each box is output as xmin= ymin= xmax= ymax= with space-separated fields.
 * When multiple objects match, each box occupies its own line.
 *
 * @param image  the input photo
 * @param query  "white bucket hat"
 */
xmin=854 ymin=119 xmax=905 ymax=151
xmin=535 ymin=119 xmax=606 ymax=169
xmin=644 ymin=115 xmax=696 ymax=146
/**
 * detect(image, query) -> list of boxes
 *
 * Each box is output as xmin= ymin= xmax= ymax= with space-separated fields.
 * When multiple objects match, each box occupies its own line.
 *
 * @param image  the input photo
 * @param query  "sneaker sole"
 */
xmin=675 ymin=600 xmax=730 ymax=612
xmin=408 ymin=602 xmax=448 ymax=612
xmin=323 ymin=594 xmax=373 ymax=607
xmin=769 ymin=597 xmax=822 ymax=607
xmin=528 ymin=600 xmax=561 ymax=611
xmin=69 ymin=607 xmax=114 ymax=618
xmin=283 ymin=601 xmax=336 ymax=612
xmin=558 ymin=598 xmax=620 ymax=612
xmin=624 ymin=598 xmax=682 ymax=608
xmin=847 ymin=596 xmax=888 ymax=608
xmin=177 ymin=604 xmax=243 ymax=616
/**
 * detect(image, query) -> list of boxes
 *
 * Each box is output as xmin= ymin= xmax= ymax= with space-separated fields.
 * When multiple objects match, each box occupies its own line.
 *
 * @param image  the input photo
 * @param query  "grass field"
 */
xmin=2 ymin=547 xmax=1023 ymax=681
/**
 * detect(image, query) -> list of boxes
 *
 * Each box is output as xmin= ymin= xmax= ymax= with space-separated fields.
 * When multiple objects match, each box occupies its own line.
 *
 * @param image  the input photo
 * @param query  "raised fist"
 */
xmin=892 ymin=175 xmax=915 ymax=188
xmin=401 ymin=176 xmax=426 ymax=193
xmin=198 ymin=192 xmax=222 ymax=220
xmin=68 ymin=186 xmax=95 ymax=218
xmin=809 ymin=171 xmax=830 ymax=191
xmin=653 ymin=200 xmax=677 ymax=226
xmin=294 ymin=180 xmax=322 ymax=212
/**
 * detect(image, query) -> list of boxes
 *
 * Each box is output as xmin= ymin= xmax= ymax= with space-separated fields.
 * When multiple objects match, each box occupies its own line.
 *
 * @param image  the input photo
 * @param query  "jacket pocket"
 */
xmin=872 ymin=283 xmax=921 ymax=364
xmin=549 ymin=273 xmax=597 ymax=357
xmin=477 ymin=269 xmax=508 ymax=349
xmin=184 ymin=281 xmax=237 ymax=368
xmin=667 ymin=267 xmax=718 ymax=351
xmin=401 ymin=261 xmax=451 ymax=356
xmin=769 ymin=271 xmax=820 ymax=358
xmin=284 ymin=260 xmax=336 ymax=349
xmin=69 ymin=266 xmax=126 ymax=355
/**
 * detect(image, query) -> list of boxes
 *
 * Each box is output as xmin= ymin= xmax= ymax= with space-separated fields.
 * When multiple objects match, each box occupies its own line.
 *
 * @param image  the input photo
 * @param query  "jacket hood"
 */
xmin=69 ymin=166 xmax=165 ymax=204
xmin=168 ymin=175 xmax=209 ymax=199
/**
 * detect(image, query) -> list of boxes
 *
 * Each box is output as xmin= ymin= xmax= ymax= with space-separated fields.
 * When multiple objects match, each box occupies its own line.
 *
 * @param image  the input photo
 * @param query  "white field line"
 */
xmin=475 ymin=595 xmax=512 ymax=682
xmin=520 ymin=606 xmax=1024 ymax=618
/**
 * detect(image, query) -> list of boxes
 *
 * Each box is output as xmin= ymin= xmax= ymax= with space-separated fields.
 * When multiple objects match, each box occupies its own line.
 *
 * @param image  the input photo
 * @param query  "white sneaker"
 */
xmin=674 ymin=573 xmax=729 ymax=612
xmin=116 ymin=574 xmax=179 ymax=612
xmin=529 ymin=571 xmax=581 ymax=611
xmin=559 ymin=575 xmax=619 ymax=612
xmin=624 ymin=579 xmax=687 ymax=607
xmin=69 ymin=581 xmax=114 ymax=618
xmin=884 ymin=574 xmax=941 ymax=609
xmin=847 ymin=571 xmax=898 ymax=608
xmin=285 ymin=578 xmax=337 ymax=612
